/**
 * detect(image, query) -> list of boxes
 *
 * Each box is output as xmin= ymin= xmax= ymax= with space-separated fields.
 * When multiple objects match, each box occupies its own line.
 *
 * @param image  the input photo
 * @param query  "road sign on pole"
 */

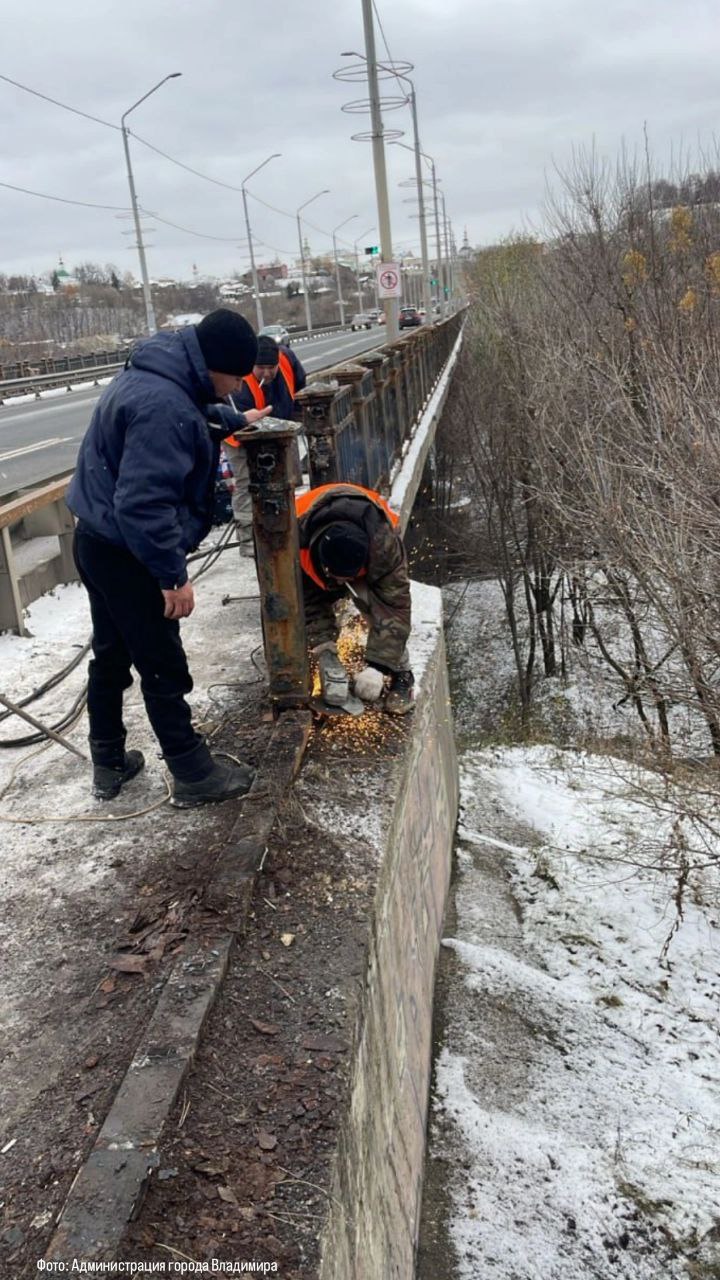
xmin=377 ymin=262 xmax=401 ymax=298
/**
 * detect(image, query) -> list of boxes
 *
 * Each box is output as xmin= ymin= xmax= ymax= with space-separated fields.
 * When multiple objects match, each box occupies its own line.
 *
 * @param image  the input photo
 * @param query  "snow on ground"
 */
xmin=0 ymin=542 xmax=264 ymax=1130
xmin=423 ymin=579 xmax=720 ymax=1279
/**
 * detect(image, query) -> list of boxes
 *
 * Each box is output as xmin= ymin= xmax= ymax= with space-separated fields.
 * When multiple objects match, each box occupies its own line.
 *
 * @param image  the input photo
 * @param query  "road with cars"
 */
xmin=0 ymin=325 xmax=387 ymax=498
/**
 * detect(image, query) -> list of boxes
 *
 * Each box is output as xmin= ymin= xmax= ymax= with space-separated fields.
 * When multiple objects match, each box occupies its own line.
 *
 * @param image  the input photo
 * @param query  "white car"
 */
xmin=351 ymin=312 xmax=373 ymax=331
xmin=259 ymin=323 xmax=291 ymax=347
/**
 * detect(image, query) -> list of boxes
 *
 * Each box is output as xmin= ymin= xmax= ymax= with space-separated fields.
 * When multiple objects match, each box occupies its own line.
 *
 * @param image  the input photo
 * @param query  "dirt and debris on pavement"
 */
xmin=122 ymin=709 xmax=410 ymax=1276
xmin=0 ymin=556 xmax=276 ymax=1278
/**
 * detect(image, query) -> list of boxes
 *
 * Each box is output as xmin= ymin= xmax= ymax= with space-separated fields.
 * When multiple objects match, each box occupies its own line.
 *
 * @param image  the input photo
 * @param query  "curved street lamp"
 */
xmin=242 ymin=153 xmax=281 ymax=329
xmin=332 ymin=214 xmax=358 ymax=327
xmin=121 ymin=73 xmax=182 ymax=334
xmin=296 ymin=189 xmax=329 ymax=332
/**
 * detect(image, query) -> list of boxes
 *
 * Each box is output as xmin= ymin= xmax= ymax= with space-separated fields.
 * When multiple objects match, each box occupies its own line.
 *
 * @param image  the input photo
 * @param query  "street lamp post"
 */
xmin=296 ymin=189 xmax=329 ymax=333
xmin=353 ymin=225 xmax=376 ymax=313
xmin=242 ymin=153 xmax=281 ymax=330
xmin=332 ymin=214 xmax=358 ymax=327
xmin=121 ymin=73 xmax=181 ymax=335
xmin=340 ymin=51 xmax=430 ymax=328
xmin=392 ymin=139 xmax=442 ymax=317
xmin=358 ymin=0 xmax=399 ymax=341
xmin=440 ymin=189 xmax=452 ymax=312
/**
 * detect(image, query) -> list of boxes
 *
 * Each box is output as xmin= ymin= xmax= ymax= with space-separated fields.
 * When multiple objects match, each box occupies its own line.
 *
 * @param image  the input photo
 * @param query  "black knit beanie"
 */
xmin=315 ymin=522 xmax=370 ymax=579
xmin=256 ymin=335 xmax=280 ymax=365
xmin=195 ymin=309 xmax=257 ymax=375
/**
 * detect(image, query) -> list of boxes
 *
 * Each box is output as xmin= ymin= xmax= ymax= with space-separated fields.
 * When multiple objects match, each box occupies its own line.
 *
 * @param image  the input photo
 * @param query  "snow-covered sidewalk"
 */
xmin=0 ymin=548 xmax=266 ymax=1220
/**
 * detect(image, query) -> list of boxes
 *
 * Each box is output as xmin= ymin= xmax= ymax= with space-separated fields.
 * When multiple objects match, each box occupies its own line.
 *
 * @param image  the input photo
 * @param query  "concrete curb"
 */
xmin=46 ymin=710 xmax=311 ymax=1264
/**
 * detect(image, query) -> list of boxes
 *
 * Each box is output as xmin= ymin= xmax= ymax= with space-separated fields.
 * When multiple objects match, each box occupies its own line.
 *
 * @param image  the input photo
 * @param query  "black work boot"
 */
xmin=384 ymin=669 xmax=415 ymax=716
xmin=167 ymin=740 xmax=255 ymax=809
xmin=89 ymin=736 xmax=145 ymax=800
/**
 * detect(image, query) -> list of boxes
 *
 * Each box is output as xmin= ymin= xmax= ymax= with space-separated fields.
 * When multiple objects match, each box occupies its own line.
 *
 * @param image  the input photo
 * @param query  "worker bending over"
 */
xmin=296 ymin=483 xmax=415 ymax=715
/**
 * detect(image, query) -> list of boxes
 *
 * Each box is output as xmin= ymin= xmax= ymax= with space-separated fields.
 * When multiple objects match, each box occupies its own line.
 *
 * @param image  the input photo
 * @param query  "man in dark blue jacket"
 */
xmin=68 ymin=309 xmax=270 ymax=807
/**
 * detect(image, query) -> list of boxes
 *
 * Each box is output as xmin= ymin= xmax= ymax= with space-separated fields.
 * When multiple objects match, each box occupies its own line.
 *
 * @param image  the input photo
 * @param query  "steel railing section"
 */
xmin=296 ymin=310 xmax=465 ymax=492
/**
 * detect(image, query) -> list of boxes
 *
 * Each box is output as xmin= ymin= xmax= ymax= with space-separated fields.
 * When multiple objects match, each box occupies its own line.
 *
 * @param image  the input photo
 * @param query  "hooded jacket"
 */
xmin=67 ymin=327 xmax=222 ymax=589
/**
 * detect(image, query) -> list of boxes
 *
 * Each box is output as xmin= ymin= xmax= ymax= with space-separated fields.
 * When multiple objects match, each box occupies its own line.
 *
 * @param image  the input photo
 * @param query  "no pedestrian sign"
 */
xmin=377 ymin=262 xmax=401 ymax=298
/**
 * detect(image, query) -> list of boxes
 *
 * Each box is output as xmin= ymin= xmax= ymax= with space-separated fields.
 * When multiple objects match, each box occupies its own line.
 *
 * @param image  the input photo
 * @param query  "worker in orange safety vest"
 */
xmin=222 ymin=335 xmax=306 ymax=555
xmin=296 ymin=482 xmax=414 ymax=715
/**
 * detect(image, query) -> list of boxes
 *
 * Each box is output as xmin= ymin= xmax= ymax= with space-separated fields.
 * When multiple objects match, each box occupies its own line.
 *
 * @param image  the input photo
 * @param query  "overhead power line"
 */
xmin=130 ymin=131 xmax=245 ymax=194
xmin=0 ymin=178 xmax=130 ymax=211
xmin=0 ymin=71 xmax=360 ymax=254
xmin=0 ymin=71 xmax=119 ymax=130
xmin=141 ymin=208 xmax=243 ymax=243
xmin=0 ymin=178 xmax=245 ymax=242
xmin=372 ymin=0 xmax=396 ymax=66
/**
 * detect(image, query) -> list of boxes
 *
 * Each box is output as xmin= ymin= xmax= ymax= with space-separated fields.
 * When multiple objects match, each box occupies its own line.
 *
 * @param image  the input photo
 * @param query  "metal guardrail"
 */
xmin=0 ymin=347 xmax=129 ymax=383
xmin=0 ymin=361 xmax=130 ymax=403
xmin=244 ymin=311 xmax=466 ymax=703
xmin=0 ymin=321 xmax=356 ymax=401
xmin=297 ymin=311 xmax=463 ymax=491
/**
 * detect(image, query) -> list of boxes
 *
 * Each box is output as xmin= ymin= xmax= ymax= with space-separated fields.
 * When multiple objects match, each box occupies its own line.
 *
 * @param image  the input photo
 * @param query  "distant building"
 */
xmin=162 ymin=313 xmax=205 ymax=329
xmin=458 ymin=228 xmax=474 ymax=261
xmin=219 ymin=280 xmax=252 ymax=300
xmin=53 ymin=256 xmax=80 ymax=292
xmin=242 ymin=262 xmax=288 ymax=287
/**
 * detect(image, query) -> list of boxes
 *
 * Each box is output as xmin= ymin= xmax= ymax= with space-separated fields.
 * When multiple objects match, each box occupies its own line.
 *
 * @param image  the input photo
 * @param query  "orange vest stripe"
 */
xmin=296 ymin=484 xmax=399 ymax=590
xmin=278 ymin=350 xmax=295 ymax=398
xmin=242 ymin=374 xmax=265 ymax=412
xmin=295 ymin=483 xmax=399 ymax=526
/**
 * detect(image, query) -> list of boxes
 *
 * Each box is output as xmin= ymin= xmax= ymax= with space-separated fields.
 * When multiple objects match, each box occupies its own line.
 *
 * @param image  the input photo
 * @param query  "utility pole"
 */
xmin=440 ymin=190 xmax=451 ymax=312
xmin=404 ymin=85 xmax=431 ymax=317
xmin=360 ymin=0 xmax=399 ymax=341
xmin=242 ymin=153 xmax=281 ymax=330
xmin=121 ymin=73 xmax=181 ymax=336
xmin=428 ymin=158 xmax=443 ymax=317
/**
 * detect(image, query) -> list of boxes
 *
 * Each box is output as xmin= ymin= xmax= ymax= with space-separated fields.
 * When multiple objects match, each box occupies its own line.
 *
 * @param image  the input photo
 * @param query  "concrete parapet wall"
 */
xmin=318 ymin=583 xmax=458 ymax=1279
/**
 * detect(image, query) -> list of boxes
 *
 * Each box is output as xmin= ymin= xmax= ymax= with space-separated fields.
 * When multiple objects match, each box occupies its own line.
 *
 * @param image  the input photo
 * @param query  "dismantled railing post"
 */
xmin=334 ymin=363 xmax=377 ymax=489
xmin=296 ymin=382 xmax=341 ymax=487
xmin=234 ymin=419 xmax=310 ymax=708
xmin=357 ymin=351 xmax=393 ymax=485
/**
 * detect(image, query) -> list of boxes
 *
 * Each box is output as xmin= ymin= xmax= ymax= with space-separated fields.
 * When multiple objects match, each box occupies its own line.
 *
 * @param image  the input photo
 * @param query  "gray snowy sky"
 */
xmin=2 ymin=0 xmax=720 ymax=281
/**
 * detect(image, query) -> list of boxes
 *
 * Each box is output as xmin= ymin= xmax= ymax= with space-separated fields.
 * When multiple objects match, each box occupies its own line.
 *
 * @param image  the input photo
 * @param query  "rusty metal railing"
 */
xmin=296 ymin=312 xmax=464 ymax=491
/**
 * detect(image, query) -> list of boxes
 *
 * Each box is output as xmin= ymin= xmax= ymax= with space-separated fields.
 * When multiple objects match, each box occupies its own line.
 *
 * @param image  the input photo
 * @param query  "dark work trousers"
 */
xmin=73 ymin=524 xmax=200 ymax=758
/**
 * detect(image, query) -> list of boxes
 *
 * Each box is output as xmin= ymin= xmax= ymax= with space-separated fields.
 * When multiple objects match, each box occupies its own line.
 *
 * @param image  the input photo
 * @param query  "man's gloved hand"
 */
xmin=353 ymin=666 xmax=385 ymax=702
xmin=313 ymin=642 xmax=349 ymax=707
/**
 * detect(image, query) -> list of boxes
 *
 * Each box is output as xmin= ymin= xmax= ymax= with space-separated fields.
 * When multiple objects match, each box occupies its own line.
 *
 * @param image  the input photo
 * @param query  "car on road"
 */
xmin=259 ymin=323 xmax=291 ymax=347
xmin=399 ymin=306 xmax=422 ymax=329
xmin=351 ymin=312 xmax=374 ymax=331
xmin=367 ymin=309 xmax=386 ymax=325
